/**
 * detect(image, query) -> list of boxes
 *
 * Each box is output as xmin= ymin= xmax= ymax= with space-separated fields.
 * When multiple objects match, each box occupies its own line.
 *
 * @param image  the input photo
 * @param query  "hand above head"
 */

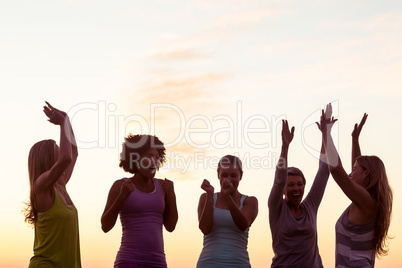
xmin=281 ymin=120 xmax=295 ymax=147
xmin=316 ymin=103 xmax=338 ymax=134
xmin=201 ymin=179 xmax=214 ymax=195
xmin=352 ymin=113 xmax=368 ymax=139
xmin=43 ymin=101 xmax=67 ymax=125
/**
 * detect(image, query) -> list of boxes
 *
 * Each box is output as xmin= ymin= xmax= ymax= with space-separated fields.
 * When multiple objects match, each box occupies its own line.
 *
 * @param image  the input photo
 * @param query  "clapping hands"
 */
xmin=316 ymin=103 xmax=337 ymax=134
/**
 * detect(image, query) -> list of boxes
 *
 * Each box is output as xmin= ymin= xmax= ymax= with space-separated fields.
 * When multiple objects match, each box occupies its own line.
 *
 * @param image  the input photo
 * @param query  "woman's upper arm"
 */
xmin=305 ymin=160 xmax=330 ymax=209
xmin=197 ymin=193 xmax=207 ymax=221
xmin=59 ymin=148 xmax=78 ymax=186
xmin=102 ymin=180 xmax=124 ymax=215
xmin=241 ymin=196 xmax=258 ymax=226
xmin=268 ymin=168 xmax=286 ymax=211
xmin=331 ymin=166 xmax=376 ymax=213
xmin=35 ymin=157 xmax=72 ymax=192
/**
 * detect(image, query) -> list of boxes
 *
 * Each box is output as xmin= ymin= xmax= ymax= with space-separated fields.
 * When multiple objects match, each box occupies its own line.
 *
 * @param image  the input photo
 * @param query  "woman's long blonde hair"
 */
xmin=357 ymin=155 xmax=393 ymax=257
xmin=24 ymin=139 xmax=56 ymax=226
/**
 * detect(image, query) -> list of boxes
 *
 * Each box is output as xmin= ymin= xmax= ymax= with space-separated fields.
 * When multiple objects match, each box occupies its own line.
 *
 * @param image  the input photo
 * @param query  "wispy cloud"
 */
xmin=121 ymin=68 xmax=227 ymax=180
xmin=350 ymin=11 xmax=402 ymax=31
xmin=213 ymin=8 xmax=281 ymax=28
xmin=261 ymin=39 xmax=306 ymax=54
xmin=320 ymin=11 xmax=402 ymax=32
xmin=138 ymin=72 xmax=225 ymax=104
xmin=150 ymin=49 xmax=207 ymax=60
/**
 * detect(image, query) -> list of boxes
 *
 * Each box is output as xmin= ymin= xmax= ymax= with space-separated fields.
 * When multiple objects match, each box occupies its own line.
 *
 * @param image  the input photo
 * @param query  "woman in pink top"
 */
xmin=101 ymin=134 xmax=178 ymax=268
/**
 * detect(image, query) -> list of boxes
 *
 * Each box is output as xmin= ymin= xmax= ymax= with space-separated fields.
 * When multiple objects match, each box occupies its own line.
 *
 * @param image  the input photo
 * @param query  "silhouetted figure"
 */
xmin=197 ymin=155 xmax=258 ymax=268
xmin=101 ymin=134 xmax=178 ymax=268
xmin=318 ymin=107 xmax=393 ymax=267
xmin=25 ymin=102 xmax=81 ymax=268
xmin=268 ymin=111 xmax=333 ymax=267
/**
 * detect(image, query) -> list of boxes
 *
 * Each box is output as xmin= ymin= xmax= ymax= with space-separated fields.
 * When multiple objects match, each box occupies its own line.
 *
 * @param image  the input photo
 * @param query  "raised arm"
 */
xmin=159 ymin=178 xmax=178 ymax=232
xmin=351 ymin=113 xmax=368 ymax=169
xmin=35 ymin=102 xmax=73 ymax=192
xmin=101 ymin=179 xmax=134 ymax=233
xmin=47 ymin=102 xmax=78 ymax=187
xmin=268 ymin=120 xmax=294 ymax=211
xmin=319 ymin=104 xmax=375 ymax=216
xmin=303 ymin=107 xmax=333 ymax=210
xmin=198 ymin=179 xmax=214 ymax=235
xmin=221 ymin=179 xmax=258 ymax=231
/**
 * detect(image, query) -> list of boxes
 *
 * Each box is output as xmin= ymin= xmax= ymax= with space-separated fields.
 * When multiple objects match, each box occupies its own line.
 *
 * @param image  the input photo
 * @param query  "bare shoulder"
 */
xmin=198 ymin=192 xmax=212 ymax=204
xmin=109 ymin=178 xmax=127 ymax=191
xmin=199 ymin=192 xmax=207 ymax=199
xmin=114 ymin=178 xmax=127 ymax=185
xmin=244 ymin=196 xmax=258 ymax=206
xmin=157 ymin=178 xmax=174 ymax=183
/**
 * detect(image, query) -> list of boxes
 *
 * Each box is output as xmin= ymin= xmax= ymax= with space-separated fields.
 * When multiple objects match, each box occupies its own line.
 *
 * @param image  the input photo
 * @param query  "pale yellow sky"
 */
xmin=1 ymin=1 xmax=402 ymax=267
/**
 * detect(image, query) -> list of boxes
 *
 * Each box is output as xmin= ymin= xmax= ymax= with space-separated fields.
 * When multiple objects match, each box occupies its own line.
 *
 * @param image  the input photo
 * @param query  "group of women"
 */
xmin=25 ymin=102 xmax=393 ymax=267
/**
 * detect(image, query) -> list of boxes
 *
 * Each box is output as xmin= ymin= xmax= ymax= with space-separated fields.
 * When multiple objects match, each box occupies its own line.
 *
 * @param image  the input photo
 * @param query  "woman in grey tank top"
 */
xmin=197 ymin=155 xmax=258 ymax=268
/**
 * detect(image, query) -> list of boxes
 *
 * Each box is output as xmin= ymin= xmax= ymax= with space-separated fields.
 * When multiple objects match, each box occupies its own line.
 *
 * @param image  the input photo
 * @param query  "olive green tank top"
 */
xmin=29 ymin=185 xmax=81 ymax=268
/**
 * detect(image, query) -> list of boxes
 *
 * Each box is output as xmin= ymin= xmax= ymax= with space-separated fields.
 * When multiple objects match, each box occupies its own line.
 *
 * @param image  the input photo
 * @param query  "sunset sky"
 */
xmin=1 ymin=0 xmax=401 ymax=267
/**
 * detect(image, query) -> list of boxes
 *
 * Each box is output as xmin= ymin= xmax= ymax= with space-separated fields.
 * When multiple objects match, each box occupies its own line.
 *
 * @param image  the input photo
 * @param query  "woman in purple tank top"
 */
xmin=101 ymin=134 xmax=178 ymax=268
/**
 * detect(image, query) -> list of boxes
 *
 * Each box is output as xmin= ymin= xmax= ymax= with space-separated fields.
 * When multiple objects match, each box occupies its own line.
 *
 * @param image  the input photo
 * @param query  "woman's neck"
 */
xmin=286 ymin=202 xmax=303 ymax=218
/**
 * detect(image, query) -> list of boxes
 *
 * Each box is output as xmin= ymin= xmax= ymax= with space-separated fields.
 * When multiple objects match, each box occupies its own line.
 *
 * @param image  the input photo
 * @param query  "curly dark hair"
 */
xmin=119 ymin=134 xmax=166 ymax=174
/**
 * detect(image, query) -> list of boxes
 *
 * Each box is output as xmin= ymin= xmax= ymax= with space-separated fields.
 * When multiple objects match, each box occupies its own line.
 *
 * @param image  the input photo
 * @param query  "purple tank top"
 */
xmin=114 ymin=178 xmax=167 ymax=268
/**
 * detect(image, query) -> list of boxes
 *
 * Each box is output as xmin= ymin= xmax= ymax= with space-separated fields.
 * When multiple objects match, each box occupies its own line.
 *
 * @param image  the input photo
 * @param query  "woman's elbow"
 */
xmin=101 ymin=221 xmax=113 ymax=233
xmin=101 ymin=225 xmax=110 ymax=233
xmin=200 ymin=227 xmax=211 ymax=236
xmin=165 ymin=226 xmax=175 ymax=233
xmin=239 ymin=221 xmax=251 ymax=232
xmin=201 ymin=230 xmax=210 ymax=235
xmin=199 ymin=222 xmax=211 ymax=235
xmin=165 ymin=222 xmax=177 ymax=232
xmin=72 ymin=148 xmax=78 ymax=160
xmin=101 ymin=216 xmax=113 ymax=233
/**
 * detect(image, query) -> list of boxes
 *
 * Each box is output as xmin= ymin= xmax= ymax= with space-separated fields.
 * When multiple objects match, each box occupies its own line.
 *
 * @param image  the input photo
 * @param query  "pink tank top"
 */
xmin=114 ymin=178 xmax=167 ymax=267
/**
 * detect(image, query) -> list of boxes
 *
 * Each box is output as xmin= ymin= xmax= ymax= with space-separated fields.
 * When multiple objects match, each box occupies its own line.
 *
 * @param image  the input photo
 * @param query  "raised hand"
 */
xmin=201 ymin=179 xmax=214 ymax=195
xmin=281 ymin=120 xmax=295 ymax=147
xmin=43 ymin=101 xmax=67 ymax=125
xmin=352 ymin=113 xmax=368 ymax=139
xmin=316 ymin=103 xmax=337 ymax=133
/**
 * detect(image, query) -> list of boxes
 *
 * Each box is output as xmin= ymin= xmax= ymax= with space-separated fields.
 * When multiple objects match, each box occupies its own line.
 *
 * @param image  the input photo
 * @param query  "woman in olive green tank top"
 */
xmin=24 ymin=102 xmax=81 ymax=268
